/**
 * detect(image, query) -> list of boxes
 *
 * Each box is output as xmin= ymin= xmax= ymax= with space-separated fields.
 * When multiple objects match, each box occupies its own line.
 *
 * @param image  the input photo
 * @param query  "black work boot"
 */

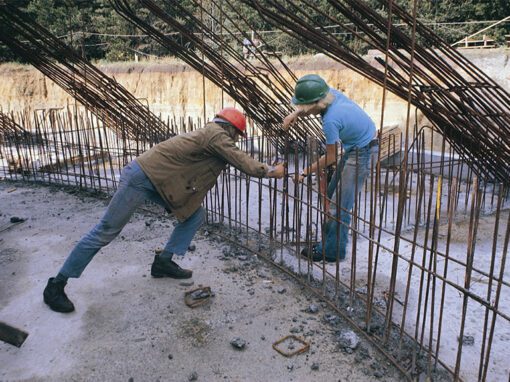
xmin=151 ymin=255 xmax=193 ymax=279
xmin=300 ymin=246 xmax=337 ymax=263
xmin=43 ymin=278 xmax=75 ymax=313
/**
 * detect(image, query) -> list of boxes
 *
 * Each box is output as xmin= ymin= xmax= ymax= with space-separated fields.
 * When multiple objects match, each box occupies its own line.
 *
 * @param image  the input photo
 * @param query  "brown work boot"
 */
xmin=151 ymin=255 xmax=193 ymax=279
xmin=43 ymin=278 xmax=75 ymax=313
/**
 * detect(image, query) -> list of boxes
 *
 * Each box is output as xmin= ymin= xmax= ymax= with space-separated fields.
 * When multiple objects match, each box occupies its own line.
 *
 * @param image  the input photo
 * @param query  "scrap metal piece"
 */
xmin=0 ymin=321 xmax=28 ymax=347
xmin=272 ymin=335 xmax=310 ymax=357
xmin=184 ymin=286 xmax=213 ymax=308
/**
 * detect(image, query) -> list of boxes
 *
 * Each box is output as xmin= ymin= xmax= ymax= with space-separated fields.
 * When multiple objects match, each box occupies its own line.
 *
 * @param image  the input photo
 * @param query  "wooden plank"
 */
xmin=0 ymin=321 xmax=29 ymax=347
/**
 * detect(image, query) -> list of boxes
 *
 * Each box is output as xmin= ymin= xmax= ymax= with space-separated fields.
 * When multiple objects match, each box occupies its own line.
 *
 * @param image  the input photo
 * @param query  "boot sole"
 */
xmin=43 ymin=296 xmax=75 ymax=313
xmin=299 ymin=254 xmax=337 ymax=263
xmin=151 ymin=272 xmax=192 ymax=279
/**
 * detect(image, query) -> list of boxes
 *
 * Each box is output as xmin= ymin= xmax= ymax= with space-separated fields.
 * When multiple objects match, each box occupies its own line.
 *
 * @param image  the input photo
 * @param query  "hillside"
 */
xmin=0 ymin=50 xmax=508 ymax=130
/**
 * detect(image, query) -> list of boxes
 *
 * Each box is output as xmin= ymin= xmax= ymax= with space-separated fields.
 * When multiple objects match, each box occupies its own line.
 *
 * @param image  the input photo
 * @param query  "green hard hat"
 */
xmin=291 ymin=74 xmax=329 ymax=105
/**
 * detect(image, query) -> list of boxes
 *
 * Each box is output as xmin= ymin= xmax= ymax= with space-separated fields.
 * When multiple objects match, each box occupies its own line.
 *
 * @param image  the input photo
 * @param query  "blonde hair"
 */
xmin=295 ymin=91 xmax=335 ymax=114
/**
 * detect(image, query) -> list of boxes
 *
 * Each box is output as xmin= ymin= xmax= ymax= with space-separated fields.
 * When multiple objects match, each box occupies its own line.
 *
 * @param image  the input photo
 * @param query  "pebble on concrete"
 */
xmin=306 ymin=304 xmax=319 ymax=314
xmin=324 ymin=313 xmax=340 ymax=325
xmin=230 ymin=337 xmax=246 ymax=350
xmin=459 ymin=335 xmax=475 ymax=346
xmin=336 ymin=330 xmax=360 ymax=353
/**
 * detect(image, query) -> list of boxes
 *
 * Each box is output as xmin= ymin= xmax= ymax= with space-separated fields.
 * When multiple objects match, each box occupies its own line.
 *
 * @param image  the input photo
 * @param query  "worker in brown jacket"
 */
xmin=43 ymin=107 xmax=285 ymax=313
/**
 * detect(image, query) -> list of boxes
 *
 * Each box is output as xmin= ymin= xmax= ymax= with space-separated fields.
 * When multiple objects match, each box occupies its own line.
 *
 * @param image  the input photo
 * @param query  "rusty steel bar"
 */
xmin=2 ymin=108 xmax=510 ymax=380
xmin=241 ymin=0 xmax=510 ymax=182
xmin=1 ymin=0 xmax=510 ymax=379
xmin=0 ymin=4 xmax=170 ymax=143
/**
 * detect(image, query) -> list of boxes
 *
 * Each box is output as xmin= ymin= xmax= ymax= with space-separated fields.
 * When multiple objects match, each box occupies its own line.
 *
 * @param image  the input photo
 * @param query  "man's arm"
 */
xmin=209 ymin=132 xmax=284 ymax=179
xmin=297 ymin=144 xmax=337 ymax=182
xmin=283 ymin=109 xmax=304 ymax=130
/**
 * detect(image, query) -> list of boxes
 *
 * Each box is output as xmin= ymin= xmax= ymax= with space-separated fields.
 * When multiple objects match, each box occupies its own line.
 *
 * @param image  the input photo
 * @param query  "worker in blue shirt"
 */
xmin=283 ymin=74 xmax=378 ymax=263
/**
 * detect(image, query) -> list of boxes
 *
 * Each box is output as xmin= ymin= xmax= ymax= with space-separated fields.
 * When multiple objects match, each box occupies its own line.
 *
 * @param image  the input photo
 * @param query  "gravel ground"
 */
xmin=0 ymin=181 xmax=404 ymax=382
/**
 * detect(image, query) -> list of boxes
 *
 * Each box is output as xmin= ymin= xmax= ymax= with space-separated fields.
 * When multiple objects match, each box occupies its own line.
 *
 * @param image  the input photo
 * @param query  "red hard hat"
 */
xmin=216 ymin=107 xmax=246 ymax=136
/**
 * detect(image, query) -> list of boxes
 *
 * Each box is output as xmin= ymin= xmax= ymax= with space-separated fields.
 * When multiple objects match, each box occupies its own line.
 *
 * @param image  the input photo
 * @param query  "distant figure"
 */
xmin=242 ymin=37 xmax=253 ymax=59
xmin=242 ymin=36 xmax=261 ymax=59
xmin=43 ymin=107 xmax=285 ymax=313
xmin=283 ymin=74 xmax=378 ymax=263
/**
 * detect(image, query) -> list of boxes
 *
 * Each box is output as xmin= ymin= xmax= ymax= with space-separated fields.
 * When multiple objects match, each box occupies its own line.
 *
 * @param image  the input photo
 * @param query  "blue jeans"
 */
xmin=315 ymin=143 xmax=378 ymax=261
xmin=59 ymin=160 xmax=205 ymax=278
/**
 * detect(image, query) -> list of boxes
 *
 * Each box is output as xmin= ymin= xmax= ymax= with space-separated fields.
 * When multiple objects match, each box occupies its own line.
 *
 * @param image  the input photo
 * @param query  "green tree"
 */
xmin=2 ymin=0 xmax=509 ymax=63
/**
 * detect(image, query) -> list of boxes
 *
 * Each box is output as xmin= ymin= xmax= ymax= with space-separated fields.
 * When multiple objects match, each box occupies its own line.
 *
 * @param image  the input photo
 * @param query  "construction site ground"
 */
xmin=0 ymin=180 xmax=404 ymax=382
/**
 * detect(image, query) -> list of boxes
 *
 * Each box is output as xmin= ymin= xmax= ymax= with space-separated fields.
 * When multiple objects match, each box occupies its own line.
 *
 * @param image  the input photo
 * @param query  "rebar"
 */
xmin=0 ymin=4 xmax=171 ymax=143
xmin=240 ymin=0 xmax=510 ymax=182
xmin=1 ymin=1 xmax=510 ymax=380
xmin=1 ymin=107 xmax=509 ymax=381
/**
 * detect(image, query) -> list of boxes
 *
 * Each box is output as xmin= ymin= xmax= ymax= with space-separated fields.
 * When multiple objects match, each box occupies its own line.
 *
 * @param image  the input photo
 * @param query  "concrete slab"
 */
xmin=0 ymin=181 xmax=403 ymax=381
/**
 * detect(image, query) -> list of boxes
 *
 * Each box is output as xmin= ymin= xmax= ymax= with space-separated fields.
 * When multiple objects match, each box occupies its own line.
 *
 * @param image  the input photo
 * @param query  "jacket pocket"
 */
xmin=165 ymin=162 xmax=224 ymax=208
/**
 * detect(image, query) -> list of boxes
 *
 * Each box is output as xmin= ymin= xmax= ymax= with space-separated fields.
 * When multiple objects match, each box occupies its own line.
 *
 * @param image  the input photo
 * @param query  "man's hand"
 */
xmin=283 ymin=111 xmax=300 ymax=130
xmin=293 ymin=172 xmax=307 ymax=183
xmin=267 ymin=163 xmax=286 ymax=179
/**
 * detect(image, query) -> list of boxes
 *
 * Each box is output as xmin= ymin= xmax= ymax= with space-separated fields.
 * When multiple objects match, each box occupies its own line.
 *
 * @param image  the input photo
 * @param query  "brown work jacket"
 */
xmin=137 ymin=122 xmax=268 ymax=221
